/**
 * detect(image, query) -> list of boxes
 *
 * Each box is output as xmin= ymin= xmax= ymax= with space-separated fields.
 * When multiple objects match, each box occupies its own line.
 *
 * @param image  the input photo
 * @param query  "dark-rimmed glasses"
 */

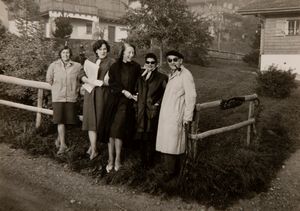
xmin=167 ymin=57 xmax=179 ymax=63
xmin=145 ymin=60 xmax=156 ymax=64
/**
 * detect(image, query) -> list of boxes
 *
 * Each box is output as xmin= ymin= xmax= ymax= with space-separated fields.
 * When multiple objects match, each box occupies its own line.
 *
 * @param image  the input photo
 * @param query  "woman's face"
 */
xmin=96 ymin=44 xmax=108 ymax=59
xmin=145 ymin=57 xmax=156 ymax=69
xmin=123 ymin=46 xmax=135 ymax=63
xmin=60 ymin=49 xmax=71 ymax=62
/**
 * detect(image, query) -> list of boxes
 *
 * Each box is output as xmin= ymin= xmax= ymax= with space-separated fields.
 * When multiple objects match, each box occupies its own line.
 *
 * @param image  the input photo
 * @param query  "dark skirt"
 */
xmin=53 ymin=102 xmax=78 ymax=124
xmin=82 ymin=86 xmax=109 ymax=132
xmin=110 ymin=98 xmax=136 ymax=141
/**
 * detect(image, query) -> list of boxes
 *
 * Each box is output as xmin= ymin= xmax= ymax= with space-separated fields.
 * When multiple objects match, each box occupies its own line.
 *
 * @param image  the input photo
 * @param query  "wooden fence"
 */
xmin=0 ymin=75 xmax=82 ymax=128
xmin=0 ymin=75 xmax=258 ymax=148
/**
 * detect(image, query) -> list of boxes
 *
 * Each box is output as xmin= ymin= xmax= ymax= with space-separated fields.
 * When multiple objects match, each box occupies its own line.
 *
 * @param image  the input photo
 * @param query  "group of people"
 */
xmin=46 ymin=40 xmax=196 ymax=177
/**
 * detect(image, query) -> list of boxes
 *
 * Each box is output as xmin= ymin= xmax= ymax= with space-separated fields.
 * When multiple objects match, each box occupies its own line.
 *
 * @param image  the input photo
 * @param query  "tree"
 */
xmin=125 ymin=0 xmax=212 ymax=65
xmin=243 ymin=28 xmax=260 ymax=67
xmin=0 ymin=0 xmax=56 ymax=102
xmin=52 ymin=16 xmax=73 ymax=39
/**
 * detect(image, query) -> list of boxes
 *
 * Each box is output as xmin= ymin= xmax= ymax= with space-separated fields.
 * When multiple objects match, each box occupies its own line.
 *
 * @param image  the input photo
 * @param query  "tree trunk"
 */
xmin=159 ymin=43 xmax=163 ymax=67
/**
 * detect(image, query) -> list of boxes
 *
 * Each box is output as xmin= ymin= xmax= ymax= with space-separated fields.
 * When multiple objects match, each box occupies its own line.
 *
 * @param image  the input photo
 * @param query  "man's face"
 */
xmin=167 ymin=56 xmax=182 ymax=70
xmin=145 ymin=58 xmax=156 ymax=69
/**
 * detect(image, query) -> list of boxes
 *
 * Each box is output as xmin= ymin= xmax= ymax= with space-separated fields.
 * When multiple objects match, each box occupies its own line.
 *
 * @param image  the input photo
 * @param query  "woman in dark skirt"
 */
xmin=46 ymin=46 xmax=82 ymax=154
xmin=105 ymin=43 xmax=141 ymax=172
xmin=79 ymin=40 xmax=115 ymax=160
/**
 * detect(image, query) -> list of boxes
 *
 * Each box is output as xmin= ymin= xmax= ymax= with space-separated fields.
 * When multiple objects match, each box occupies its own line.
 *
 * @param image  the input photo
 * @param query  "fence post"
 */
xmin=35 ymin=88 xmax=43 ymax=128
xmin=246 ymin=101 xmax=254 ymax=146
xmin=191 ymin=110 xmax=200 ymax=160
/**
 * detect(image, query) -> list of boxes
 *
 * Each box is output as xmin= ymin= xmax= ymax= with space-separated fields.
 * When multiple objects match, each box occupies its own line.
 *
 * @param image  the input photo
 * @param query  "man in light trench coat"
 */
xmin=156 ymin=50 xmax=197 ymax=178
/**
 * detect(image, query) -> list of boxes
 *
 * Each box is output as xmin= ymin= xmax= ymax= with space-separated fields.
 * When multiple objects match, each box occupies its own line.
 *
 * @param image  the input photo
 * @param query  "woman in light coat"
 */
xmin=156 ymin=50 xmax=196 ymax=178
xmin=46 ymin=46 xmax=82 ymax=155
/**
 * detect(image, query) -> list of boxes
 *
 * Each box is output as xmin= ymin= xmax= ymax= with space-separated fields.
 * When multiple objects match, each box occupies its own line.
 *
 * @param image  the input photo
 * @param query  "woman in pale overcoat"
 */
xmin=156 ymin=50 xmax=196 ymax=177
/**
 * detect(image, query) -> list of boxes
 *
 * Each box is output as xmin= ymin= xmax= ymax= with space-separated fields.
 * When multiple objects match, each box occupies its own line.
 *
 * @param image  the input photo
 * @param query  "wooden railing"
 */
xmin=0 ymin=75 xmax=83 ymax=128
xmin=0 ymin=75 xmax=258 ymax=148
xmin=185 ymin=94 xmax=259 ymax=163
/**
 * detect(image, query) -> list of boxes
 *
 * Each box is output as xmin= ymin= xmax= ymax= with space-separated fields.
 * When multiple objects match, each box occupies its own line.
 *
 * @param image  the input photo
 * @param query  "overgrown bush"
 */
xmin=256 ymin=65 xmax=297 ymax=98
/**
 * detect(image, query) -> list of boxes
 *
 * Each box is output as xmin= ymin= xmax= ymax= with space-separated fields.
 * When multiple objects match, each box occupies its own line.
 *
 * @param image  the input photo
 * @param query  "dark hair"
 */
xmin=145 ymin=53 xmax=157 ymax=63
xmin=118 ymin=43 xmax=136 ymax=61
xmin=92 ymin=40 xmax=110 ymax=57
xmin=58 ymin=46 xmax=73 ymax=58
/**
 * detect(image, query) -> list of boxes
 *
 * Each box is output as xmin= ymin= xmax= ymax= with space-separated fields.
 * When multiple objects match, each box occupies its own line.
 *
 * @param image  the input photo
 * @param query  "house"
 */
xmin=238 ymin=0 xmax=300 ymax=76
xmin=38 ymin=0 xmax=129 ymax=42
xmin=0 ymin=0 xmax=9 ymax=28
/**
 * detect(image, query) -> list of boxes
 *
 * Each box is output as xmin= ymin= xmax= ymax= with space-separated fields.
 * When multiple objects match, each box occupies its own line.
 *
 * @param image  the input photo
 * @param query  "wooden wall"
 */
xmin=262 ymin=15 xmax=300 ymax=54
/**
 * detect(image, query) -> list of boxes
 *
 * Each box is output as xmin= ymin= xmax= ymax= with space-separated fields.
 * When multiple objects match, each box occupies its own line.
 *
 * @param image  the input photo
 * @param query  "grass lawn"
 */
xmin=0 ymin=60 xmax=299 ymax=208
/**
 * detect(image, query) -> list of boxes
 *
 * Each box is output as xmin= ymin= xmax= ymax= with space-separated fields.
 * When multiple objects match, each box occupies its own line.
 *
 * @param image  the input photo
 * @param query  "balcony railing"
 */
xmin=40 ymin=1 xmax=97 ymax=16
xmin=40 ymin=0 xmax=126 ymax=20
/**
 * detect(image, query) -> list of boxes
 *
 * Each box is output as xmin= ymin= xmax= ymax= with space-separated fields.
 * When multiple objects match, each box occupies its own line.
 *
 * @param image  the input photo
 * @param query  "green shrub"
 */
xmin=256 ymin=65 xmax=297 ymax=98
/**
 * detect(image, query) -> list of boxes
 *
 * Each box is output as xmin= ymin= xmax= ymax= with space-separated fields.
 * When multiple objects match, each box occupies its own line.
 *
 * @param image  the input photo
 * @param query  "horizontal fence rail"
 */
xmin=0 ymin=75 xmax=51 ymax=90
xmin=190 ymin=118 xmax=255 ymax=140
xmin=0 ymin=99 xmax=53 ymax=115
xmin=195 ymin=94 xmax=258 ymax=111
xmin=190 ymin=93 xmax=258 ymax=146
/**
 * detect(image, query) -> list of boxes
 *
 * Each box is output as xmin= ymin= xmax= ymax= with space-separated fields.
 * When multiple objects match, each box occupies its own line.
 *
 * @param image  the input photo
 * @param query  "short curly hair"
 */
xmin=92 ymin=40 xmax=110 ymax=57
xmin=58 ymin=46 xmax=73 ymax=59
xmin=145 ymin=53 xmax=157 ymax=63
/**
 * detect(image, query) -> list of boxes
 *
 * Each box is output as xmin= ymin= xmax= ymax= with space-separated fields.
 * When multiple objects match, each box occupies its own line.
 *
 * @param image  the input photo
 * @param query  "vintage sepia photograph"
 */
xmin=0 ymin=0 xmax=299 ymax=210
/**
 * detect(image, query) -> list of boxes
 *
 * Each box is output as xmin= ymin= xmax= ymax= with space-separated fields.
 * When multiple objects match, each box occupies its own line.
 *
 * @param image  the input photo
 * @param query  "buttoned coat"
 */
xmin=136 ymin=69 xmax=168 ymax=134
xmin=156 ymin=66 xmax=196 ymax=155
xmin=46 ymin=59 xmax=82 ymax=102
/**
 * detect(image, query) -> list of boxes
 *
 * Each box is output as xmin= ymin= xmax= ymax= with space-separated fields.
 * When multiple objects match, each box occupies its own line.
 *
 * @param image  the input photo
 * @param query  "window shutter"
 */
xmin=284 ymin=20 xmax=289 ymax=35
xmin=275 ymin=20 xmax=286 ymax=36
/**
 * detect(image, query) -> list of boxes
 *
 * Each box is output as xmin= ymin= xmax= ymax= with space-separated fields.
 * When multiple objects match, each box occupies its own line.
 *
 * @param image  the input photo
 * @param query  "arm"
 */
xmin=79 ymin=66 xmax=103 ymax=87
xmin=154 ymin=75 xmax=168 ymax=106
xmin=46 ymin=63 xmax=54 ymax=85
xmin=182 ymin=70 xmax=197 ymax=123
xmin=108 ymin=64 xmax=123 ymax=95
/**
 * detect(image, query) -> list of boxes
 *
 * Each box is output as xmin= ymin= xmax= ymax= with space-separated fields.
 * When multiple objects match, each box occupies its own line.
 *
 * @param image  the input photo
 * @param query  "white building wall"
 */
xmin=261 ymin=54 xmax=300 ymax=79
xmin=0 ymin=0 xmax=8 ymax=28
xmin=115 ymin=26 xmax=127 ymax=42
xmin=47 ymin=11 xmax=98 ymax=40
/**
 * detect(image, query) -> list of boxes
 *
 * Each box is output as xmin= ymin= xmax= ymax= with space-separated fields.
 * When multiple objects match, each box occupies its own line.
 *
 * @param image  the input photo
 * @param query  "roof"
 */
xmin=238 ymin=0 xmax=300 ymax=15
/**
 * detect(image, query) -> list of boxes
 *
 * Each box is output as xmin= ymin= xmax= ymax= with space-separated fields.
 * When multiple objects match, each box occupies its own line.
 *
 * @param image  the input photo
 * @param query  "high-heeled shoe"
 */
xmin=89 ymin=151 xmax=99 ymax=160
xmin=86 ymin=146 xmax=92 ymax=155
xmin=55 ymin=138 xmax=60 ymax=149
xmin=114 ymin=163 xmax=122 ymax=171
xmin=57 ymin=146 xmax=68 ymax=155
xmin=106 ymin=163 xmax=114 ymax=173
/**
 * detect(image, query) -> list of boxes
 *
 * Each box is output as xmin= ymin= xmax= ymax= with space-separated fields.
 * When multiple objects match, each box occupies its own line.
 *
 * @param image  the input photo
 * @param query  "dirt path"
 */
xmin=0 ymin=143 xmax=206 ymax=211
xmin=0 ymin=142 xmax=300 ymax=211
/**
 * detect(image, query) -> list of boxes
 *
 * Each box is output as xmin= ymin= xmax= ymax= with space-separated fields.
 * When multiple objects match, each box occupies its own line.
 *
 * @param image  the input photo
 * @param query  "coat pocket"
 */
xmin=147 ymin=105 xmax=159 ymax=119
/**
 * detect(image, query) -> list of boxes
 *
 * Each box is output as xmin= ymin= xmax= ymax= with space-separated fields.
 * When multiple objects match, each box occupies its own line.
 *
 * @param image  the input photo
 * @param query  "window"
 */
xmin=86 ymin=22 xmax=92 ymax=34
xmin=108 ymin=25 xmax=116 ymax=42
xmin=288 ymin=20 xmax=300 ymax=35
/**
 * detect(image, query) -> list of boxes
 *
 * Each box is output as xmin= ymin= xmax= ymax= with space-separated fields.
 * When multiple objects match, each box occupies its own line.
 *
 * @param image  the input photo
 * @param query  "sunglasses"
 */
xmin=145 ymin=60 xmax=156 ymax=64
xmin=167 ymin=57 xmax=179 ymax=63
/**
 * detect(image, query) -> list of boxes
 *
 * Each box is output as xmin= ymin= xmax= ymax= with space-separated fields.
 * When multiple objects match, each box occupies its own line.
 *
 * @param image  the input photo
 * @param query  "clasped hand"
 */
xmin=122 ymin=90 xmax=137 ymax=102
xmin=92 ymin=80 xmax=103 ymax=87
